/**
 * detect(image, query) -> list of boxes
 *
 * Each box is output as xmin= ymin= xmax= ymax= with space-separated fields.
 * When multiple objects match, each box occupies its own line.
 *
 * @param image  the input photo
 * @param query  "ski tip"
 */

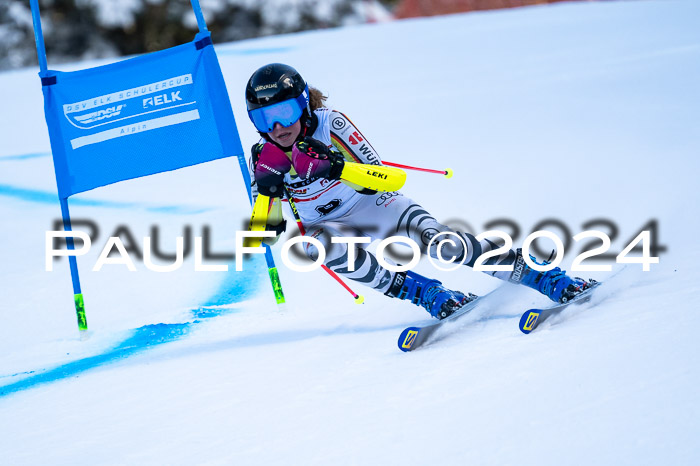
xmin=519 ymin=309 xmax=542 ymax=335
xmin=398 ymin=327 xmax=421 ymax=352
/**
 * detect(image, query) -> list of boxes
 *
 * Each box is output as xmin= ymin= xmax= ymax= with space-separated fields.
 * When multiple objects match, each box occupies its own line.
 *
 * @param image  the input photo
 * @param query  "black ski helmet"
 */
xmin=245 ymin=63 xmax=308 ymax=112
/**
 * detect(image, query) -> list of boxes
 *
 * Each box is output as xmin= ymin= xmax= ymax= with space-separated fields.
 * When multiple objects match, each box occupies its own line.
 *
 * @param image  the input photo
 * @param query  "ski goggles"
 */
xmin=248 ymin=86 xmax=309 ymax=133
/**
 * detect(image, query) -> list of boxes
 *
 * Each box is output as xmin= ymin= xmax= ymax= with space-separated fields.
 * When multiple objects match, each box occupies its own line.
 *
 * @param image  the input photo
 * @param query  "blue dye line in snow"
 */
xmin=0 ymin=152 xmax=51 ymax=161
xmin=0 ymin=324 xmax=192 ymax=397
xmin=0 ymin=370 xmax=36 ymax=379
xmin=0 ymin=151 xmax=213 ymax=213
xmin=0 ymin=249 xmax=266 ymax=398
xmin=0 ymin=183 xmax=212 ymax=215
xmin=0 ymin=151 xmax=263 ymax=396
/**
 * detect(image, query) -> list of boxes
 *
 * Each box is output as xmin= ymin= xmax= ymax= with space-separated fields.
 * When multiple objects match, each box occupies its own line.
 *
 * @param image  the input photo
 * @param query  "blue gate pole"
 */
xmin=236 ymin=154 xmax=286 ymax=305
xmin=29 ymin=0 xmax=47 ymax=73
xmin=190 ymin=0 xmax=285 ymax=305
xmin=60 ymin=198 xmax=88 ymax=333
xmin=31 ymin=0 xmax=88 ymax=334
xmin=190 ymin=0 xmax=209 ymax=33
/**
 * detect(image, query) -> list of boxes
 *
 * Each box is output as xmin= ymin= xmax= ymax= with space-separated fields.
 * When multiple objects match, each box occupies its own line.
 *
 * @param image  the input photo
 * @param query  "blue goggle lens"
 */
xmin=248 ymin=89 xmax=308 ymax=133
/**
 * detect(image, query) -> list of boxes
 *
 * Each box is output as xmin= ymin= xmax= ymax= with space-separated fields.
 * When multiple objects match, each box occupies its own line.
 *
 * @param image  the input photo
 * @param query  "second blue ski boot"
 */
xmin=509 ymin=248 xmax=590 ymax=303
xmin=386 ymin=270 xmax=476 ymax=319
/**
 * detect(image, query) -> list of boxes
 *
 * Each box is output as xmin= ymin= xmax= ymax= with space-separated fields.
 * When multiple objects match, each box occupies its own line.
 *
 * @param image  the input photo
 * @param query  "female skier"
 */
xmin=245 ymin=63 xmax=590 ymax=319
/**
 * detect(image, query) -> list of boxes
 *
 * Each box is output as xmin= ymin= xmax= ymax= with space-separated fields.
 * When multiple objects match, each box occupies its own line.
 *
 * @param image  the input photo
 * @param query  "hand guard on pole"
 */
xmin=254 ymin=143 xmax=292 ymax=197
xmin=292 ymin=137 xmax=345 ymax=181
xmin=293 ymin=138 xmax=407 ymax=191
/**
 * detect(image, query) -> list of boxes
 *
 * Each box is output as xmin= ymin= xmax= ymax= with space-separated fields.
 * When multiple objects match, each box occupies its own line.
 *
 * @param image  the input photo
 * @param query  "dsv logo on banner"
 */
xmin=62 ymin=74 xmax=195 ymax=130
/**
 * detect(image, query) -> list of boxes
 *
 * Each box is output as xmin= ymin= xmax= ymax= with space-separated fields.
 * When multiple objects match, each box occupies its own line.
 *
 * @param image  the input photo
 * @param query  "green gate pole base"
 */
xmin=74 ymin=293 xmax=89 ymax=339
xmin=268 ymin=267 xmax=285 ymax=305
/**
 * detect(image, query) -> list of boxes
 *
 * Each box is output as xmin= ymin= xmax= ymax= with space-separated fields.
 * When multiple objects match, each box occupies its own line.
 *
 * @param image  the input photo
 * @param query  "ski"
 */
xmin=397 ymin=289 xmax=500 ymax=352
xmin=518 ymin=266 xmax=628 ymax=334
xmin=518 ymin=281 xmax=601 ymax=334
xmin=398 ymin=268 xmax=628 ymax=350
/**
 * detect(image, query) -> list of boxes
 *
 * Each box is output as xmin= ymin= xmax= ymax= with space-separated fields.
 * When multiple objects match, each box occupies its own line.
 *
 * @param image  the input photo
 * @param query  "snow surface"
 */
xmin=1 ymin=1 xmax=699 ymax=464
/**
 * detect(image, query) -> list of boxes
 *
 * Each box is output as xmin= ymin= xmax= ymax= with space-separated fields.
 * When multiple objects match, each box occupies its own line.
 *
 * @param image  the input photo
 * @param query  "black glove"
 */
xmin=253 ymin=143 xmax=292 ymax=197
xmin=291 ymin=137 xmax=344 ymax=180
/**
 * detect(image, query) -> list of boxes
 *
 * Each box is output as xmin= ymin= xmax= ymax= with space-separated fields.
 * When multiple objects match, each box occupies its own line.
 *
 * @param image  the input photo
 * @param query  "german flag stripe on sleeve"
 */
xmin=331 ymin=133 xmax=362 ymax=163
xmin=328 ymin=110 xmax=382 ymax=165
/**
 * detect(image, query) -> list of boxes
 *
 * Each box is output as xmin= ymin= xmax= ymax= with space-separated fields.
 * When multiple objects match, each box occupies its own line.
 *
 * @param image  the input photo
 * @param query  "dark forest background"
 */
xmin=1 ymin=0 xmax=401 ymax=70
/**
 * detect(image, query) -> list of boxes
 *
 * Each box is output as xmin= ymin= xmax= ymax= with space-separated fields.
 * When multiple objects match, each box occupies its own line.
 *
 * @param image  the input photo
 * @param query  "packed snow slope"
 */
xmin=1 ymin=1 xmax=699 ymax=464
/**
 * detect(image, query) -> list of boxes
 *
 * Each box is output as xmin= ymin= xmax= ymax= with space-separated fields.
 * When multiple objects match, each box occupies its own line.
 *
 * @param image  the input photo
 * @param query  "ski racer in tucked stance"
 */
xmin=246 ymin=63 xmax=591 ymax=319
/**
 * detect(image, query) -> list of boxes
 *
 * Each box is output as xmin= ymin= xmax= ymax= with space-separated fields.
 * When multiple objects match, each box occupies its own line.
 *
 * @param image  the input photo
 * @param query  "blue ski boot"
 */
xmin=386 ymin=270 xmax=476 ymax=319
xmin=509 ymin=248 xmax=591 ymax=303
